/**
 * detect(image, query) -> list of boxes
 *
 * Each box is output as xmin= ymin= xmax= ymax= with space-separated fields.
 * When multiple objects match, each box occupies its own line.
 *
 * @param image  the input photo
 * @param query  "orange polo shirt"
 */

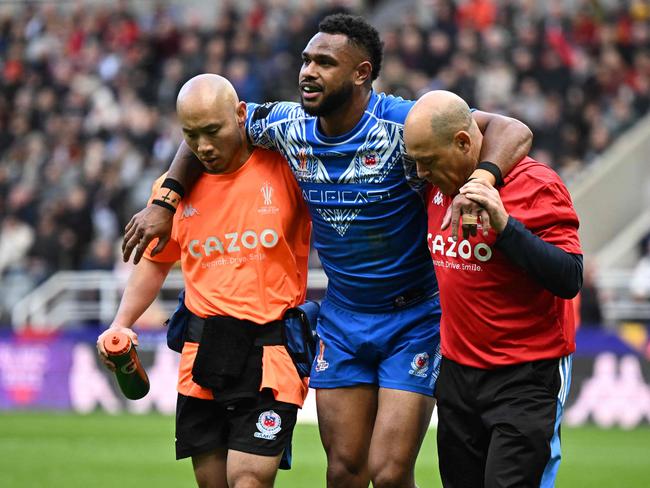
xmin=145 ymin=148 xmax=311 ymax=406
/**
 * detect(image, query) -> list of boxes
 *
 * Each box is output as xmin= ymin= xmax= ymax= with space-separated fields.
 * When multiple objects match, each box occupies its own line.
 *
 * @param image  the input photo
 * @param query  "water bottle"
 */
xmin=103 ymin=331 xmax=150 ymax=400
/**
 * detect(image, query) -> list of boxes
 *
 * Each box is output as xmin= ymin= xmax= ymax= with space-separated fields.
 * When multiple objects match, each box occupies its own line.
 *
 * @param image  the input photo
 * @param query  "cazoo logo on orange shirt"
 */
xmin=427 ymin=233 xmax=493 ymax=263
xmin=188 ymin=228 xmax=280 ymax=258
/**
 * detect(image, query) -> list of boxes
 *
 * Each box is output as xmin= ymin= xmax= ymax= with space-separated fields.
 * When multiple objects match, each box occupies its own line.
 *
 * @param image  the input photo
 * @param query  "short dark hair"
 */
xmin=318 ymin=13 xmax=383 ymax=81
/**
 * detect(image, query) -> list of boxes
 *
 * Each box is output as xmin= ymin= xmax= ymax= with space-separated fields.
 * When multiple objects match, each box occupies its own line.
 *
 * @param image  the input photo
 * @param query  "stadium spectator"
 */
xmin=0 ymin=213 xmax=33 ymax=277
xmin=0 ymin=213 xmax=35 ymax=319
xmin=404 ymin=89 xmax=583 ymax=488
xmin=81 ymin=238 xmax=116 ymax=271
xmin=630 ymin=234 xmax=650 ymax=302
xmin=27 ymin=210 xmax=62 ymax=282
xmin=579 ymin=258 xmax=605 ymax=327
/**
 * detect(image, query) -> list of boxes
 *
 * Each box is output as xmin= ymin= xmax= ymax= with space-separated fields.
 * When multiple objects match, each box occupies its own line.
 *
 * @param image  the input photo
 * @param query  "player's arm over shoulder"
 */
xmin=148 ymin=172 xmax=169 ymax=204
xmin=142 ymin=172 xmax=182 ymax=263
xmin=377 ymin=93 xmax=416 ymax=124
xmin=245 ymin=101 xmax=303 ymax=149
xmin=471 ymin=110 xmax=533 ymax=182
xmin=471 ymin=110 xmax=532 ymax=141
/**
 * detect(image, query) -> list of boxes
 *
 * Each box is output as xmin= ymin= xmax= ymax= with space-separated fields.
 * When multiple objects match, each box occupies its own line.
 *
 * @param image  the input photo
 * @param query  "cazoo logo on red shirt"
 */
xmin=188 ymin=229 xmax=279 ymax=258
xmin=427 ymin=233 xmax=493 ymax=262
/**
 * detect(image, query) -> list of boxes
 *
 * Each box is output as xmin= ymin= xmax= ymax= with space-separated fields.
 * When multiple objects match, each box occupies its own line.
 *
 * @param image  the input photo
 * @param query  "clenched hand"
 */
xmin=459 ymin=180 xmax=509 ymax=233
xmin=96 ymin=326 xmax=139 ymax=372
xmin=441 ymin=190 xmax=491 ymax=241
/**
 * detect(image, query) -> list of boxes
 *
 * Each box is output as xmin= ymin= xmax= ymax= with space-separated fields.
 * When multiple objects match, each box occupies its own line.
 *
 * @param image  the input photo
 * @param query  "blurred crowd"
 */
xmin=1 ymin=0 xmax=650 ymax=321
xmin=382 ymin=0 xmax=650 ymax=177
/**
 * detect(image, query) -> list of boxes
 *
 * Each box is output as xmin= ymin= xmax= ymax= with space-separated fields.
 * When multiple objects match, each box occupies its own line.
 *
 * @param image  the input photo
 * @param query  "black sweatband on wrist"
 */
xmin=476 ymin=161 xmax=504 ymax=187
xmin=161 ymin=177 xmax=185 ymax=199
xmin=152 ymin=199 xmax=177 ymax=213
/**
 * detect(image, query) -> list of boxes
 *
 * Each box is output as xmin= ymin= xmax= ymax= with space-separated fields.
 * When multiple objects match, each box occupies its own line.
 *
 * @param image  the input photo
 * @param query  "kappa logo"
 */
xmin=181 ymin=204 xmax=200 ymax=219
xmin=566 ymin=353 xmax=650 ymax=429
xmin=432 ymin=191 xmax=444 ymax=206
xmin=409 ymin=352 xmax=430 ymax=378
xmin=254 ymin=410 xmax=282 ymax=440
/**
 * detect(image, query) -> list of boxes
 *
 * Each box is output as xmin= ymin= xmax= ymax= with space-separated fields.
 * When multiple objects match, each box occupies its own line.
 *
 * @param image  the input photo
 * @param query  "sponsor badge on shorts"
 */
xmin=315 ymin=339 xmax=329 ymax=372
xmin=254 ymin=410 xmax=282 ymax=440
xmin=409 ymin=352 xmax=430 ymax=378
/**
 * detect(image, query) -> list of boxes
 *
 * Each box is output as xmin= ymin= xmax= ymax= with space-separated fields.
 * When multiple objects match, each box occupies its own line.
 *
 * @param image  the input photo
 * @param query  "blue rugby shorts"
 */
xmin=309 ymin=294 xmax=442 ymax=396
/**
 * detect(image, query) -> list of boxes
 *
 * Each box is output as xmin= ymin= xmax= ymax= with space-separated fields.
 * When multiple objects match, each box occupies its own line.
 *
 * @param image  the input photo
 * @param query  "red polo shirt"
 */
xmin=426 ymin=157 xmax=582 ymax=368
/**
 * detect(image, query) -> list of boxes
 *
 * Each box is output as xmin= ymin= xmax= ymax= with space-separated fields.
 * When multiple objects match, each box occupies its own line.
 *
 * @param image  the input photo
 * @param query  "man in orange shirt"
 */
xmin=97 ymin=74 xmax=311 ymax=488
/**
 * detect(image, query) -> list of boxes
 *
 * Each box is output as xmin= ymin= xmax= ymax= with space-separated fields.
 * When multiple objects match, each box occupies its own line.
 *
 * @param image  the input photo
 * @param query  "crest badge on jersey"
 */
xmin=362 ymin=151 xmax=379 ymax=169
xmin=409 ymin=352 xmax=430 ymax=378
xmin=298 ymin=147 xmax=308 ymax=172
xmin=294 ymin=146 xmax=318 ymax=181
xmin=258 ymin=181 xmax=279 ymax=215
xmin=254 ymin=410 xmax=282 ymax=440
xmin=432 ymin=190 xmax=444 ymax=206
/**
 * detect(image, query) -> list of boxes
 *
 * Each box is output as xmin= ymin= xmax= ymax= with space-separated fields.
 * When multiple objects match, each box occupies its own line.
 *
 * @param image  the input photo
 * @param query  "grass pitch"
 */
xmin=0 ymin=413 xmax=648 ymax=487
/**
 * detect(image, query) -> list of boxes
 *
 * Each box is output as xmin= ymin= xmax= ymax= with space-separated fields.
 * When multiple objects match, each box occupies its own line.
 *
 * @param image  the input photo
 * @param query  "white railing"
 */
xmin=9 ymin=267 xmax=649 ymax=331
xmin=11 ymin=269 xmax=329 ymax=332
xmin=597 ymin=269 xmax=650 ymax=326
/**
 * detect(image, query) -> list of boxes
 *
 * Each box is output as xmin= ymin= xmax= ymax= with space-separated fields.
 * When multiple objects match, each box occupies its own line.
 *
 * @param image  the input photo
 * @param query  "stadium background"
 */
xmin=1 ymin=0 xmax=649 ymax=486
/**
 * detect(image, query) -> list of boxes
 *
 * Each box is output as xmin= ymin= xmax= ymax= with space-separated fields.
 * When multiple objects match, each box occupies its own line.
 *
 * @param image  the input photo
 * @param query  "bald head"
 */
xmin=176 ymin=74 xmax=249 ymax=174
xmin=404 ymin=90 xmax=482 ymax=194
xmin=405 ymin=90 xmax=472 ymax=149
xmin=177 ymin=74 xmax=239 ymax=118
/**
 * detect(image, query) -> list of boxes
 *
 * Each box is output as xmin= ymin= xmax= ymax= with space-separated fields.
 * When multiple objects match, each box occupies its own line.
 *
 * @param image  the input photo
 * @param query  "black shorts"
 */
xmin=175 ymin=389 xmax=298 ymax=460
xmin=436 ymin=355 xmax=572 ymax=488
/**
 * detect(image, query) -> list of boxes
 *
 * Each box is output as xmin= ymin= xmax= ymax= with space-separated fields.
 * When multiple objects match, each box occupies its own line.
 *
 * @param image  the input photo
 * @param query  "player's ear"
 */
xmin=355 ymin=60 xmax=372 ymax=86
xmin=236 ymin=101 xmax=247 ymax=127
xmin=455 ymin=131 xmax=471 ymax=153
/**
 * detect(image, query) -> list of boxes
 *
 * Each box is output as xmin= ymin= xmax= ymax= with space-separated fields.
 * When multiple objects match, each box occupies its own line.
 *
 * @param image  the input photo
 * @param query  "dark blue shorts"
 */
xmin=309 ymin=295 xmax=442 ymax=396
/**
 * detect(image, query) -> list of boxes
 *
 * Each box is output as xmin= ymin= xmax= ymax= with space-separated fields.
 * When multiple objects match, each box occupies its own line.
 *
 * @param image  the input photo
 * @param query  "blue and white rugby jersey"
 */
xmin=246 ymin=91 xmax=437 ymax=312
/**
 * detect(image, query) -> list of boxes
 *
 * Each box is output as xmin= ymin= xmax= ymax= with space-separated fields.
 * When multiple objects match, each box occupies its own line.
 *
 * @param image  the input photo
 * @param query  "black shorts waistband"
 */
xmin=187 ymin=313 xmax=284 ymax=346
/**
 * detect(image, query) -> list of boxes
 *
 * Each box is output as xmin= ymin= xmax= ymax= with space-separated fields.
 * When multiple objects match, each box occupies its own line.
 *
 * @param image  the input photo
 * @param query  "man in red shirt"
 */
xmin=404 ymin=90 xmax=583 ymax=488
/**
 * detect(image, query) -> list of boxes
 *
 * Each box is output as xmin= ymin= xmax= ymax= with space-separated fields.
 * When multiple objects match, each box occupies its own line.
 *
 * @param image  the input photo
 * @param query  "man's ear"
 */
xmin=237 ymin=101 xmax=247 ymax=127
xmin=355 ymin=61 xmax=372 ymax=86
xmin=455 ymin=131 xmax=471 ymax=153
